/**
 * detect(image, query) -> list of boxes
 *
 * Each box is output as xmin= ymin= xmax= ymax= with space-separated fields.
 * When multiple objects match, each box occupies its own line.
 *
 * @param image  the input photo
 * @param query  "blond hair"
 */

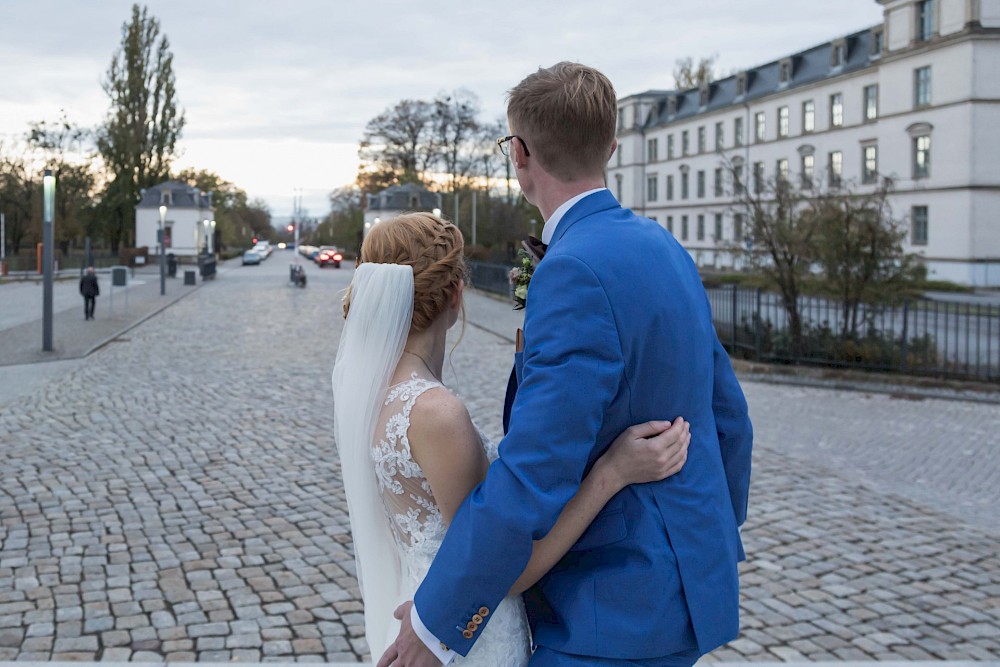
xmin=344 ymin=212 xmax=465 ymax=333
xmin=507 ymin=62 xmax=617 ymax=181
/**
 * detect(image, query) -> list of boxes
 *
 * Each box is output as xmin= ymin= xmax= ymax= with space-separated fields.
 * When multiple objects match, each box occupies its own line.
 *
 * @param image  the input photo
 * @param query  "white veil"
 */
xmin=332 ymin=263 xmax=414 ymax=658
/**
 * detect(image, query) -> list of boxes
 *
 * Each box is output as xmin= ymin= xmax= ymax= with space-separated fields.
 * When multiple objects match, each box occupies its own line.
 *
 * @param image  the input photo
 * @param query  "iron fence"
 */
xmin=707 ymin=285 xmax=1000 ymax=383
xmin=467 ymin=260 xmax=513 ymax=299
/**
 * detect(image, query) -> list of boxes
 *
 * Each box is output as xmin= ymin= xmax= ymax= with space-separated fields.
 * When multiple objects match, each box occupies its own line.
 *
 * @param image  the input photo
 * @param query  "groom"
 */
xmin=379 ymin=62 xmax=753 ymax=667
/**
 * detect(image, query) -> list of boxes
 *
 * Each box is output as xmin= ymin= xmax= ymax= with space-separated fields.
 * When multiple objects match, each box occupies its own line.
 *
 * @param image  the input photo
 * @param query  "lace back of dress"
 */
xmin=371 ymin=375 xmax=447 ymax=555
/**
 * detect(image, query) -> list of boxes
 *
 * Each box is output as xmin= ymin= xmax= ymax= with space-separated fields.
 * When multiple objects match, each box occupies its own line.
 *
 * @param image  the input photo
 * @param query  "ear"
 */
xmin=452 ymin=279 xmax=465 ymax=308
xmin=511 ymin=137 xmax=527 ymax=168
xmin=609 ymin=139 xmax=619 ymax=160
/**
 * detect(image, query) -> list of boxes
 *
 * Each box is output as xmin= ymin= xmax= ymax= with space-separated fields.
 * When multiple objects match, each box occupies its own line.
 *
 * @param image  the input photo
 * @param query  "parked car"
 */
xmin=242 ymin=250 xmax=262 ymax=266
xmin=316 ymin=246 xmax=343 ymax=268
xmin=253 ymin=241 xmax=273 ymax=258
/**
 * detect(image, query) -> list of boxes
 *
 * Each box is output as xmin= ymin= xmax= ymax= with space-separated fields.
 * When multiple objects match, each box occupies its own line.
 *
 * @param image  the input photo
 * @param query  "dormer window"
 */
xmin=736 ymin=72 xmax=748 ymax=97
xmin=699 ymin=83 xmax=711 ymax=108
xmin=409 ymin=194 xmax=419 ymax=208
xmin=871 ymin=27 xmax=884 ymax=56
xmin=667 ymin=96 xmax=678 ymax=116
xmin=779 ymin=58 xmax=793 ymax=84
xmin=160 ymin=191 xmax=172 ymax=206
xmin=831 ymin=39 xmax=847 ymax=68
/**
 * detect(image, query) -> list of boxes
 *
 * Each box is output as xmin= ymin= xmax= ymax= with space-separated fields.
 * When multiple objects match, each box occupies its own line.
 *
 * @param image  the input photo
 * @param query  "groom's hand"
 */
xmin=376 ymin=601 xmax=442 ymax=667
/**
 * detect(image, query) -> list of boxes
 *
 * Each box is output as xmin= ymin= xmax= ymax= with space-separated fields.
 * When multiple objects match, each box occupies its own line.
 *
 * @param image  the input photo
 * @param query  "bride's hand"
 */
xmin=597 ymin=418 xmax=690 ymax=491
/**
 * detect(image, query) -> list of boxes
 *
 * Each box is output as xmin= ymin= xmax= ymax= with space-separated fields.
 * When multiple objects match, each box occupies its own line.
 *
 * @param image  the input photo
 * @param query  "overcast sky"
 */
xmin=0 ymin=0 xmax=884 ymax=220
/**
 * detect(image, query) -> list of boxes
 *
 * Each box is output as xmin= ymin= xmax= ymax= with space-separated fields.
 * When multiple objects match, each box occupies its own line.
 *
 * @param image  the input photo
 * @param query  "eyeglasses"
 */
xmin=496 ymin=135 xmax=530 ymax=158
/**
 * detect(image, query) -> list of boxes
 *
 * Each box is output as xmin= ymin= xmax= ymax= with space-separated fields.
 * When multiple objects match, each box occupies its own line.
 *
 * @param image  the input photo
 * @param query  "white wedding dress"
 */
xmin=371 ymin=374 xmax=532 ymax=666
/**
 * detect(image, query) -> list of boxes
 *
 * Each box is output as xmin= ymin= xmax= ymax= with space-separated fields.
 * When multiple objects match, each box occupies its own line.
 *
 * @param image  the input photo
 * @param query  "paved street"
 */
xmin=0 ymin=251 xmax=998 ymax=663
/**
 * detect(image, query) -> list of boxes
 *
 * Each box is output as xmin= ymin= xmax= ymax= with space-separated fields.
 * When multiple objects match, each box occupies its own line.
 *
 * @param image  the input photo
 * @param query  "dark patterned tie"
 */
xmin=521 ymin=236 xmax=547 ymax=265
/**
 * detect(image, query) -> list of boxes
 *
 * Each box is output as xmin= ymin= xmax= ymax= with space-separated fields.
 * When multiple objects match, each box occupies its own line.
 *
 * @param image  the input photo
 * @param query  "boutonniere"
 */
xmin=509 ymin=236 xmax=546 ymax=310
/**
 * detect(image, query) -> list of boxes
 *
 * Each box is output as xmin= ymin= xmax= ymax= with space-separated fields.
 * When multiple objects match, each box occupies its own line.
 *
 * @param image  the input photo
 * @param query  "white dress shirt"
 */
xmin=410 ymin=187 xmax=609 ymax=664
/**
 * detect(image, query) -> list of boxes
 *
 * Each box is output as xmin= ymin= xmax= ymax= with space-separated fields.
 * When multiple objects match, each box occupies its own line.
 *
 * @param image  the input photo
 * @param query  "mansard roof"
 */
xmin=628 ymin=26 xmax=878 ymax=129
xmin=136 ymin=180 xmax=214 ymax=210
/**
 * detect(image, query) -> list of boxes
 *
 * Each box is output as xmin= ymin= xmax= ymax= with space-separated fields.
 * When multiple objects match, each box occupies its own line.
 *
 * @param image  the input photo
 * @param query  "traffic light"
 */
xmin=287 ymin=224 xmax=294 ymax=232
xmin=252 ymin=237 xmax=258 ymax=244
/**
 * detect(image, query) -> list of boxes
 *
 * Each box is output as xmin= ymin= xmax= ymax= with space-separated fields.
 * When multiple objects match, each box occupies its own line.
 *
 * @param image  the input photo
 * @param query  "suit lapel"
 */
xmin=547 ymin=190 xmax=621 ymax=250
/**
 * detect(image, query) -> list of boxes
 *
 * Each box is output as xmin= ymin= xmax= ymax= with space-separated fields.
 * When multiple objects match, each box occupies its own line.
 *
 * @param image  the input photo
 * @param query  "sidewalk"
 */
xmin=0 ymin=268 xmax=201 ymax=367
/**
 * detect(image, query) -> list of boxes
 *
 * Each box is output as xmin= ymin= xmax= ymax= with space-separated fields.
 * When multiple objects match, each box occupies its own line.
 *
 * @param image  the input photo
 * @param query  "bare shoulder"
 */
xmin=407 ymin=386 xmax=482 ymax=463
xmin=408 ymin=386 xmax=475 ymax=443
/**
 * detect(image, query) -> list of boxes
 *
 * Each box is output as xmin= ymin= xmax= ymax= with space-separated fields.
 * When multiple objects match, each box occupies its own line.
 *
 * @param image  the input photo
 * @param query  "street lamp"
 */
xmin=42 ymin=169 xmax=55 ymax=351
xmin=210 ymin=219 xmax=216 ymax=255
xmin=158 ymin=204 xmax=167 ymax=296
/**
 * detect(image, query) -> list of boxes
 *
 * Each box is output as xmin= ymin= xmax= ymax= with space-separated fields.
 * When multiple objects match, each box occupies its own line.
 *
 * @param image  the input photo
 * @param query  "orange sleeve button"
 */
xmin=462 ymin=629 xmax=474 ymax=639
xmin=478 ymin=607 xmax=490 ymax=616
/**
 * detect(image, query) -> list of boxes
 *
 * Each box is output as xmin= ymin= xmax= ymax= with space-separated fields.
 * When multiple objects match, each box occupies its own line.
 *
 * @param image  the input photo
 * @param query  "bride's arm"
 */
xmin=408 ymin=389 xmax=691 ymax=596
xmin=508 ymin=418 xmax=689 ymax=595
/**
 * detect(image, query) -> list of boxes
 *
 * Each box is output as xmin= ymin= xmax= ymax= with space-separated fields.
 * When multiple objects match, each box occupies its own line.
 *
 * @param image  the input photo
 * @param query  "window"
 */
xmin=778 ymin=106 xmax=789 ymax=138
xmin=803 ymin=100 xmax=815 ymax=133
xmin=754 ymin=112 xmax=765 ymax=143
xmin=912 ymin=206 xmax=929 ymax=245
xmin=779 ymin=59 xmax=792 ymax=84
xmin=801 ymin=153 xmax=814 ymax=188
xmin=830 ymin=93 xmax=844 ymax=127
xmin=699 ymin=86 xmax=710 ymax=107
xmin=732 ymin=160 xmax=744 ymax=194
xmin=913 ymin=135 xmax=931 ymax=178
xmin=697 ymin=215 xmax=705 ymax=241
xmin=863 ymin=145 xmax=878 ymax=184
xmin=714 ymin=213 xmax=723 ymax=242
xmin=736 ymin=73 xmax=748 ymax=96
xmin=667 ymin=135 xmax=675 ymax=159
xmin=715 ymin=122 xmax=724 ymax=151
xmin=714 ymin=168 xmax=723 ymax=196
xmin=753 ymin=161 xmax=765 ymax=194
xmin=646 ymin=174 xmax=658 ymax=202
xmin=698 ymin=126 xmax=706 ymax=154
xmin=666 ymin=175 xmax=674 ymax=200
xmin=681 ymin=170 xmax=690 ymax=199
xmin=776 ymin=158 xmax=789 ymax=184
xmin=666 ymin=216 xmax=674 ymax=234
xmin=734 ymin=213 xmax=744 ymax=243
xmin=681 ymin=215 xmax=689 ymax=241
xmin=829 ymin=151 xmax=843 ymax=187
xmin=872 ymin=28 xmax=884 ymax=56
xmin=615 ymin=174 xmax=623 ymax=201
xmin=831 ymin=41 xmax=846 ymax=68
xmin=864 ymin=85 xmax=878 ymax=121
xmin=734 ymin=117 xmax=744 ymax=146
xmin=917 ymin=0 xmax=935 ymax=42
xmin=914 ymin=67 xmax=932 ymax=107
xmin=647 ymin=138 xmax=659 ymax=162
xmin=697 ymin=170 xmax=706 ymax=198
xmin=682 ymin=131 xmax=690 ymax=156
xmin=667 ymin=97 xmax=678 ymax=116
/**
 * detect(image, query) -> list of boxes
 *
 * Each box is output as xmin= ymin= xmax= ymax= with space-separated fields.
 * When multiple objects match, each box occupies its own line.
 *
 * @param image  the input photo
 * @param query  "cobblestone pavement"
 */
xmin=0 ymin=257 xmax=998 ymax=662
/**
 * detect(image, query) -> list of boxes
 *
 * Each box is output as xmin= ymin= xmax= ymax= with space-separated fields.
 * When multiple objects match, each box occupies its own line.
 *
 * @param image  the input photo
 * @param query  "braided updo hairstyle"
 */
xmin=344 ymin=212 xmax=466 ymax=333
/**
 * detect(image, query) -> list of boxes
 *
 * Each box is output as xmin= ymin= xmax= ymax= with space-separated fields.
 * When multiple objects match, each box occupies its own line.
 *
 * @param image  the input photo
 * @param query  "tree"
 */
xmin=812 ymin=181 xmax=922 ymax=337
xmin=175 ymin=168 xmax=250 ymax=250
xmin=358 ymin=99 xmax=438 ymax=186
xmin=673 ymin=55 xmax=718 ymax=90
xmin=317 ymin=187 xmax=363 ymax=251
xmin=27 ymin=113 xmax=99 ymax=252
xmin=96 ymin=4 xmax=185 ymax=252
xmin=0 ymin=143 xmax=38 ymax=255
xmin=729 ymin=162 xmax=819 ymax=354
xmin=433 ymin=89 xmax=481 ymax=221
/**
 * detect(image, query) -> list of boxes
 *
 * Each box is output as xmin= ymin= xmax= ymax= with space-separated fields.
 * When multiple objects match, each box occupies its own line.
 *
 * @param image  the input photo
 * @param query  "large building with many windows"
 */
xmin=609 ymin=0 xmax=1000 ymax=286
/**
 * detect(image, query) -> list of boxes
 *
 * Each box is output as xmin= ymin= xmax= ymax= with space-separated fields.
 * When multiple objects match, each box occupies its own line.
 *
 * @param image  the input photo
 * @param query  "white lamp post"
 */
xmin=158 ymin=204 xmax=167 ymax=295
xmin=42 ymin=170 xmax=55 ymax=351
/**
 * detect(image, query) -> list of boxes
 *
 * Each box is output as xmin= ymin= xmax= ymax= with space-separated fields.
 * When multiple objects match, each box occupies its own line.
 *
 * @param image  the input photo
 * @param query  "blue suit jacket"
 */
xmin=415 ymin=190 xmax=753 ymax=660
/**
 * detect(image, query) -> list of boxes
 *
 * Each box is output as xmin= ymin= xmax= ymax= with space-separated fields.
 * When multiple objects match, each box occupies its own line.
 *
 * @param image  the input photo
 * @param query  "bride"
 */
xmin=332 ymin=213 xmax=690 ymax=665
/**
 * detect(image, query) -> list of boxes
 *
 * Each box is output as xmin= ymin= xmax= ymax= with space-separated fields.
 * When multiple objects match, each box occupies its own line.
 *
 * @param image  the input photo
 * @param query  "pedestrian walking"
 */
xmin=80 ymin=266 xmax=100 ymax=320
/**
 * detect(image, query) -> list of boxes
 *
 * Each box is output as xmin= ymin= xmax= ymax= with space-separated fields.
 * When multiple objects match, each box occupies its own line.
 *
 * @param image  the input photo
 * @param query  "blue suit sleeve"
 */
xmin=414 ymin=254 xmax=624 ymax=656
xmin=711 ymin=335 xmax=753 ymax=528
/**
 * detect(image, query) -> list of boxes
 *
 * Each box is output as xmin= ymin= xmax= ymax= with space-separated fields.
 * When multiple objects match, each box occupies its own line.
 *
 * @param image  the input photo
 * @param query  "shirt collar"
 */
xmin=541 ymin=188 xmax=607 ymax=245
